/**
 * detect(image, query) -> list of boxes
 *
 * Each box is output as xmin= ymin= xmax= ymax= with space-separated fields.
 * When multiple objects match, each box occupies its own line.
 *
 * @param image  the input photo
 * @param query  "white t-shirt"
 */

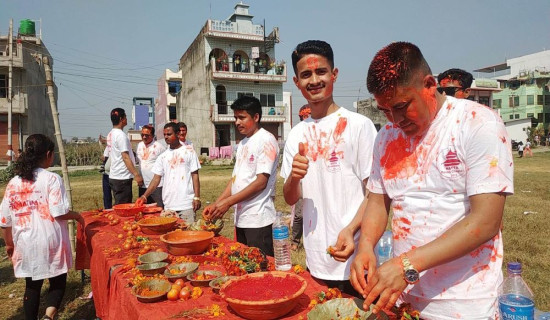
xmin=107 ymin=128 xmax=135 ymax=180
xmin=151 ymin=146 xmax=201 ymax=211
xmin=367 ymin=97 xmax=514 ymax=319
xmin=232 ymin=128 xmax=279 ymax=228
xmin=0 ymin=168 xmax=72 ymax=280
xmin=136 ymin=140 xmax=166 ymax=187
xmin=281 ymin=107 xmax=377 ymax=280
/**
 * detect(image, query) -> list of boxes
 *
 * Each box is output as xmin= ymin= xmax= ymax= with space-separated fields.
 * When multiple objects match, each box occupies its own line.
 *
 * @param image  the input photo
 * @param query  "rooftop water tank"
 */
xmin=19 ymin=19 xmax=36 ymax=36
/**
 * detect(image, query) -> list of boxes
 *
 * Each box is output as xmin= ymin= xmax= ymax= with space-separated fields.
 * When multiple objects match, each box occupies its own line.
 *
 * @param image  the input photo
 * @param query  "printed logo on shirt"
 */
xmin=326 ymin=150 xmax=341 ymax=173
xmin=437 ymin=148 xmax=465 ymax=179
xmin=247 ymin=153 xmax=256 ymax=167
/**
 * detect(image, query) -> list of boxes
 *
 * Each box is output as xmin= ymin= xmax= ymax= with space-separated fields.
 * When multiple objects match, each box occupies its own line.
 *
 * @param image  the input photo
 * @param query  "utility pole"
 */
xmin=7 ymin=19 xmax=13 ymax=164
xmin=43 ymin=56 xmax=75 ymax=251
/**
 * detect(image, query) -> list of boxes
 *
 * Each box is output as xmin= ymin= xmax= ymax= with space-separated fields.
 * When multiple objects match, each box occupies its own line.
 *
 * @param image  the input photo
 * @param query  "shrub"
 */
xmin=0 ymin=164 xmax=15 ymax=183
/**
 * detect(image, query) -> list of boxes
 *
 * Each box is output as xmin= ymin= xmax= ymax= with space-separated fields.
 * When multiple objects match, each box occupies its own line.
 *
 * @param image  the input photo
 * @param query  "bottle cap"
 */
xmin=507 ymin=262 xmax=522 ymax=273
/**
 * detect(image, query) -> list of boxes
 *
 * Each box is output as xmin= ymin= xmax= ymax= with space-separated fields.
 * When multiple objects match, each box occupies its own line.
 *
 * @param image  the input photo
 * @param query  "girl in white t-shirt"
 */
xmin=0 ymin=134 xmax=84 ymax=320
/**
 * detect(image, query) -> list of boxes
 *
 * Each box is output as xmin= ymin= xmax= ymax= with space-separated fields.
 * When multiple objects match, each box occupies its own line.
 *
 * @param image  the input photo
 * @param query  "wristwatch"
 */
xmin=193 ymin=197 xmax=201 ymax=201
xmin=401 ymin=255 xmax=420 ymax=284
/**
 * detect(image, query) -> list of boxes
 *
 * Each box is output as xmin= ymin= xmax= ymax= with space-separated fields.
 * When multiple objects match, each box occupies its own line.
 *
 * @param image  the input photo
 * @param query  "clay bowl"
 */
xmin=137 ymin=251 xmax=169 ymax=264
xmin=136 ymin=262 xmax=168 ymax=276
xmin=113 ymin=203 xmax=145 ymax=217
xmin=209 ymin=276 xmax=236 ymax=294
xmin=137 ymin=217 xmax=178 ymax=235
xmin=186 ymin=269 xmax=223 ymax=287
xmin=163 ymin=262 xmax=199 ymax=282
xmin=220 ymin=271 xmax=307 ymax=320
xmin=160 ymin=230 xmax=214 ymax=256
xmin=131 ymin=278 xmax=171 ymax=303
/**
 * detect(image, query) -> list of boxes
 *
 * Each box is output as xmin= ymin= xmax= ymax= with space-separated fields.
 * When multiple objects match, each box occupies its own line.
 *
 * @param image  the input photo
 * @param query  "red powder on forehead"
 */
xmin=381 ymin=133 xmax=418 ymax=180
xmin=306 ymin=56 xmax=319 ymax=70
xmin=369 ymin=54 xmax=407 ymax=94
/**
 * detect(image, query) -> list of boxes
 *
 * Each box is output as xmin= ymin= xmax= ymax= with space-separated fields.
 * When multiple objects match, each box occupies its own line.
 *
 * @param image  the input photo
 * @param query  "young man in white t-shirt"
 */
xmin=203 ymin=95 xmax=279 ymax=256
xmin=349 ymin=42 xmax=514 ymax=319
xmin=106 ymin=108 xmax=143 ymax=204
xmin=178 ymin=122 xmax=192 ymax=146
xmin=281 ymin=40 xmax=377 ymax=297
xmin=136 ymin=124 xmax=166 ymax=207
xmin=137 ymin=122 xmax=201 ymax=224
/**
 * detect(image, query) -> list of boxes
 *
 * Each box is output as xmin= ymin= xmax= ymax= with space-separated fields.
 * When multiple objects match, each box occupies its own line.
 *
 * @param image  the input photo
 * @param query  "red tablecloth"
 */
xmin=76 ymin=211 xmax=335 ymax=320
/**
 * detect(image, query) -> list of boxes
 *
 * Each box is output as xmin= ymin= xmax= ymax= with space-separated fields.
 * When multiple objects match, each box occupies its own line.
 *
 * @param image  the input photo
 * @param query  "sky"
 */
xmin=2 ymin=0 xmax=550 ymax=140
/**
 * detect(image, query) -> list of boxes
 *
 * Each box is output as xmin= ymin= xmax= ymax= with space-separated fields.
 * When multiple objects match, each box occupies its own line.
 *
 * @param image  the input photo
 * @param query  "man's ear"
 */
xmin=254 ymin=113 xmax=260 ymax=123
xmin=423 ymin=74 xmax=437 ymax=89
xmin=293 ymin=76 xmax=299 ymax=88
xmin=332 ymin=68 xmax=339 ymax=82
xmin=463 ymin=88 xmax=471 ymax=98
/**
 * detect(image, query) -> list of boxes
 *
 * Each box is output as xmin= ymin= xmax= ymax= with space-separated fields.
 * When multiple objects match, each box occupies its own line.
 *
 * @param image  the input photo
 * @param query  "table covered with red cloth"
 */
xmin=75 ymin=211 xmax=339 ymax=320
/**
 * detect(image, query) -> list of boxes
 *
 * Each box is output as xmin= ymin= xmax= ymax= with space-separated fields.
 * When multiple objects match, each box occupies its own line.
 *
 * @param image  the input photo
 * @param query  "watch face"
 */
xmin=404 ymin=269 xmax=419 ymax=284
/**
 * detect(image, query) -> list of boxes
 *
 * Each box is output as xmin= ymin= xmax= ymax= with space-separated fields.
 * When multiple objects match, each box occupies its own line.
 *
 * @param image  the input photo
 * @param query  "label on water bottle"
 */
xmin=499 ymin=294 xmax=534 ymax=320
xmin=273 ymin=226 xmax=289 ymax=240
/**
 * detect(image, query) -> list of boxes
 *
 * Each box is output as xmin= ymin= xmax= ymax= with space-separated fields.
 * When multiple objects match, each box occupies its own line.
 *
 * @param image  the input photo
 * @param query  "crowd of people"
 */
xmin=1 ymin=39 xmax=517 ymax=319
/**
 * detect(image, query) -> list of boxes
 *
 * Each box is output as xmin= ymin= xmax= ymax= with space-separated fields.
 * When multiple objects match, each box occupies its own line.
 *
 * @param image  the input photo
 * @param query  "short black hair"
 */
xmin=231 ymin=95 xmax=262 ymax=122
xmin=178 ymin=122 xmax=187 ymax=130
xmin=110 ymin=108 xmax=126 ymax=126
xmin=367 ymin=42 xmax=432 ymax=96
xmin=437 ymin=68 xmax=473 ymax=89
xmin=142 ymin=124 xmax=154 ymax=136
xmin=291 ymin=40 xmax=334 ymax=75
xmin=163 ymin=122 xmax=179 ymax=134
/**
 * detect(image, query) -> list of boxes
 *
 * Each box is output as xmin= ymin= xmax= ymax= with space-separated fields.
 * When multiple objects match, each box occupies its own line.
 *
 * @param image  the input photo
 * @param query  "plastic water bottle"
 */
xmin=272 ymin=212 xmax=291 ymax=271
xmin=375 ymin=230 xmax=393 ymax=266
xmin=535 ymin=310 xmax=550 ymax=320
xmin=498 ymin=262 xmax=535 ymax=320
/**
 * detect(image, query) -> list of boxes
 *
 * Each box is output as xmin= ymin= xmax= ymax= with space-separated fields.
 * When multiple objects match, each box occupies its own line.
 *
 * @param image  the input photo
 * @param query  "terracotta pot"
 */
xmin=137 ymin=217 xmax=178 ymax=235
xmin=160 ymin=230 xmax=214 ymax=256
xmin=113 ymin=203 xmax=144 ymax=217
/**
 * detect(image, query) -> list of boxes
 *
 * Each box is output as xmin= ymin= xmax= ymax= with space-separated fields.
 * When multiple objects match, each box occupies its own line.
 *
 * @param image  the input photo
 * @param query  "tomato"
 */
xmin=179 ymin=287 xmax=191 ymax=300
xmin=117 ymin=234 xmax=124 ymax=239
xmin=174 ymin=279 xmax=185 ymax=288
xmin=167 ymin=288 xmax=179 ymax=301
xmin=131 ymin=224 xmax=138 ymax=230
xmin=123 ymin=243 xmax=131 ymax=251
xmin=155 ymin=248 xmax=164 ymax=253
xmin=127 ymin=230 xmax=134 ymax=237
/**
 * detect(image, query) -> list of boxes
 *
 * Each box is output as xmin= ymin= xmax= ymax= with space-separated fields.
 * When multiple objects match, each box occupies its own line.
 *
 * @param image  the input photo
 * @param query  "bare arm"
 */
xmin=121 ymin=151 xmax=143 ymax=186
xmin=139 ymin=174 xmax=162 ymax=202
xmin=55 ymin=210 xmax=85 ymax=225
xmin=360 ymin=192 xmax=506 ymax=313
xmin=191 ymin=171 xmax=201 ymax=212
xmin=204 ymin=173 xmax=270 ymax=220
xmin=1 ymin=226 xmax=14 ymax=257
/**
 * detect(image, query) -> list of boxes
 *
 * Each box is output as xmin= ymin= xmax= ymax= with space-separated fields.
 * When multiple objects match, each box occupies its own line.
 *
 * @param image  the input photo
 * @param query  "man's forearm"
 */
xmin=191 ymin=172 xmax=200 ymax=198
xmin=121 ymin=152 xmax=140 ymax=176
xmin=224 ymin=174 xmax=268 ymax=209
xmin=142 ymin=175 xmax=161 ymax=199
xmin=283 ymin=177 xmax=302 ymax=205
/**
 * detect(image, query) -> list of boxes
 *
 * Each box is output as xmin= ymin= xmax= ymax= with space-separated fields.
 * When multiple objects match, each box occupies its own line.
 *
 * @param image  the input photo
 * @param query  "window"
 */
xmin=168 ymin=106 xmax=176 ymax=121
xmin=515 ymin=114 xmax=520 ymax=119
xmin=493 ymin=99 xmax=502 ymax=108
xmin=260 ymin=93 xmax=275 ymax=107
xmin=168 ymin=81 xmax=181 ymax=96
xmin=478 ymin=97 xmax=489 ymax=106
xmin=0 ymin=74 xmax=7 ymax=98
xmin=545 ymin=95 xmax=550 ymax=106
xmin=538 ymin=95 xmax=543 ymax=105
xmin=538 ymin=113 xmax=543 ymax=122
xmin=237 ymin=92 xmax=254 ymax=98
xmin=509 ymin=115 xmax=514 ymax=120
xmin=527 ymin=95 xmax=534 ymax=105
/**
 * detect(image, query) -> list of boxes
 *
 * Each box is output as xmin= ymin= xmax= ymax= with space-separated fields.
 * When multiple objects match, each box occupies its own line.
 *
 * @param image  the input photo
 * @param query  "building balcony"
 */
xmin=205 ymin=19 xmax=264 ymax=41
xmin=211 ymin=103 xmax=286 ymax=123
xmin=209 ymin=58 xmax=287 ymax=83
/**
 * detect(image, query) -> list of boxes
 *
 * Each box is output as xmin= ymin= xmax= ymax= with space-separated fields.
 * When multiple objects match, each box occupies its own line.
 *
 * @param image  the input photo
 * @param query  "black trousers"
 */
xmin=236 ymin=224 xmax=274 ymax=257
xmin=109 ymin=178 xmax=133 ymax=204
xmin=24 ymin=273 xmax=67 ymax=320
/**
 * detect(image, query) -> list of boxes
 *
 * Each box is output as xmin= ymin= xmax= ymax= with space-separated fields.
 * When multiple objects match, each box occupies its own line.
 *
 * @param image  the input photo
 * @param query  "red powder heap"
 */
xmin=224 ymin=274 xmax=303 ymax=301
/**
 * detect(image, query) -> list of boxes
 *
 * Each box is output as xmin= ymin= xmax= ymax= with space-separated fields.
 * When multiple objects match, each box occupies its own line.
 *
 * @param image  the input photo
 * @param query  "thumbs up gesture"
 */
xmin=291 ymin=142 xmax=309 ymax=180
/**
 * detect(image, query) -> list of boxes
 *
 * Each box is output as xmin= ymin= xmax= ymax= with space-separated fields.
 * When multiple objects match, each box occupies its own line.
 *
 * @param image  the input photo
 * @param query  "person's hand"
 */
xmin=349 ymin=248 xmax=377 ymax=300
xmin=135 ymin=174 xmax=144 ymax=187
xmin=361 ymin=257 xmax=408 ymax=313
xmin=203 ymin=200 xmax=230 ymax=221
xmin=291 ymin=142 xmax=309 ymax=181
xmin=135 ymin=196 xmax=146 ymax=207
xmin=202 ymin=204 xmax=215 ymax=221
xmin=6 ymin=245 xmax=14 ymax=258
xmin=330 ymin=227 xmax=356 ymax=262
xmin=192 ymin=199 xmax=201 ymax=212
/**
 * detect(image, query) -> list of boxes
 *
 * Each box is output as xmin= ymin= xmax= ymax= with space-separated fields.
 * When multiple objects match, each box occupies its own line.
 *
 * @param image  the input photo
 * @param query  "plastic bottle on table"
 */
xmin=375 ymin=230 xmax=393 ymax=266
xmin=272 ymin=211 xmax=291 ymax=271
xmin=498 ymin=262 xmax=535 ymax=320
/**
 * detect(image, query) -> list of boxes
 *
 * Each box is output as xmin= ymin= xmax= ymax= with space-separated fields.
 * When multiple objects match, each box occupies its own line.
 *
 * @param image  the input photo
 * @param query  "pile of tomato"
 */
xmin=166 ymin=279 xmax=203 ymax=301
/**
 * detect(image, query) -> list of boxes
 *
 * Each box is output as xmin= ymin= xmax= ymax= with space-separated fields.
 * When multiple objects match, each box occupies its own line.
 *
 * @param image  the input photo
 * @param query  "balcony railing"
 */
xmin=212 ymin=104 xmax=286 ymax=123
xmin=209 ymin=58 xmax=286 ymax=83
xmin=207 ymin=20 xmax=264 ymax=40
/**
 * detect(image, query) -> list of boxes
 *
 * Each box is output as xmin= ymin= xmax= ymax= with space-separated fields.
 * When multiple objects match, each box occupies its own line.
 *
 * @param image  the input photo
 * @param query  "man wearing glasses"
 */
xmin=437 ymin=68 xmax=473 ymax=99
xmin=136 ymin=124 xmax=166 ymax=207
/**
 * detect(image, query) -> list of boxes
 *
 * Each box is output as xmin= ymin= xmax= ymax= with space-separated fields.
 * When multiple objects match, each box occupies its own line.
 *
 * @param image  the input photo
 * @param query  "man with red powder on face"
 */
xmin=349 ymin=42 xmax=514 ymax=319
xmin=437 ymin=68 xmax=473 ymax=99
xmin=281 ymin=40 xmax=377 ymax=297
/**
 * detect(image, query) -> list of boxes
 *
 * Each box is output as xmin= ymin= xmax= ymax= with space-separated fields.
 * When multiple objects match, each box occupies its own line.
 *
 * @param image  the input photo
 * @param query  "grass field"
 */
xmin=0 ymin=150 xmax=549 ymax=319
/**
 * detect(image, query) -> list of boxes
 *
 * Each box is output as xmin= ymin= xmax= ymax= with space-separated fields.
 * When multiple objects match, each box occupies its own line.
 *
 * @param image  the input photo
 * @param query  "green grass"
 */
xmin=0 ymin=151 xmax=549 ymax=319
